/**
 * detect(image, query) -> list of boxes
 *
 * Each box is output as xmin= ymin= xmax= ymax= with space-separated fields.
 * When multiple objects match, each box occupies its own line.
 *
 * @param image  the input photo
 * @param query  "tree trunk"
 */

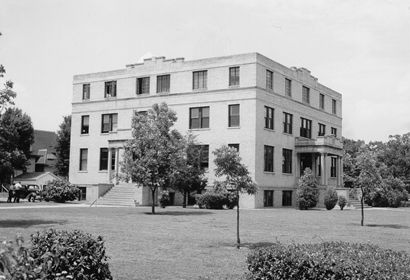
xmin=151 ymin=188 xmax=156 ymax=214
xmin=360 ymin=186 xmax=364 ymax=226
xmin=236 ymin=189 xmax=240 ymax=249
xmin=182 ymin=191 xmax=187 ymax=208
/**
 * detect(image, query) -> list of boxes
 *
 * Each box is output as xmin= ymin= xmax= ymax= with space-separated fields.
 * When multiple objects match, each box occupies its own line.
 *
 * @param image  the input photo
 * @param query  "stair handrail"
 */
xmin=89 ymin=198 xmax=98 ymax=207
xmin=1 ymin=184 xmax=9 ymax=193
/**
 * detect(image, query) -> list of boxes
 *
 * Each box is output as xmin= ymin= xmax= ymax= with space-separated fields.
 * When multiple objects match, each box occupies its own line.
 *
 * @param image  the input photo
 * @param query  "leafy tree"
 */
xmin=0 ymin=108 xmax=34 ymax=184
xmin=55 ymin=115 xmax=71 ymax=177
xmin=0 ymin=33 xmax=17 ymax=113
xmin=213 ymin=145 xmax=257 ymax=249
xmin=296 ymin=168 xmax=319 ymax=210
xmin=171 ymin=134 xmax=207 ymax=208
xmin=342 ymin=137 xmax=365 ymax=187
xmin=121 ymin=103 xmax=184 ymax=214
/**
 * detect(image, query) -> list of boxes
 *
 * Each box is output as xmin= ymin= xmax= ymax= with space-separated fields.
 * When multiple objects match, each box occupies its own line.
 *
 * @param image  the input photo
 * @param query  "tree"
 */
xmin=296 ymin=168 xmax=319 ymax=210
xmin=55 ymin=115 xmax=71 ymax=177
xmin=121 ymin=103 xmax=184 ymax=214
xmin=0 ymin=108 xmax=34 ymax=184
xmin=171 ymin=134 xmax=207 ymax=208
xmin=213 ymin=145 xmax=257 ymax=249
xmin=0 ymin=33 xmax=17 ymax=114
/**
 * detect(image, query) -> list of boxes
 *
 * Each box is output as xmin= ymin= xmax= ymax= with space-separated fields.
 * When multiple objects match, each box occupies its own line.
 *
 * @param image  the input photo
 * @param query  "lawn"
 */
xmin=0 ymin=206 xmax=409 ymax=280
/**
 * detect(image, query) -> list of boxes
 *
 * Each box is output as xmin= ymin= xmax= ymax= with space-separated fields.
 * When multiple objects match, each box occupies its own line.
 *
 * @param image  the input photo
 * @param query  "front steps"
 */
xmin=94 ymin=183 xmax=138 ymax=207
xmin=349 ymin=199 xmax=371 ymax=209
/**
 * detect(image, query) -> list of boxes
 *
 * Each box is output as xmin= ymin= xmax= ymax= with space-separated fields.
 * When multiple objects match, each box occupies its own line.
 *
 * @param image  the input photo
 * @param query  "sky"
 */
xmin=1 ymin=0 xmax=409 ymax=142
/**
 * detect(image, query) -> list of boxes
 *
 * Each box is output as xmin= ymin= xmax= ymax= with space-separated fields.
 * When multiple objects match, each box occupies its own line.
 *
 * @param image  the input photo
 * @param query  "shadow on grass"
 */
xmin=143 ymin=211 xmax=214 ymax=216
xmin=365 ymin=224 xmax=409 ymax=229
xmin=0 ymin=219 xmax=67 ymax=228
xmin=213 ymin=241 xmax=277 ymax=249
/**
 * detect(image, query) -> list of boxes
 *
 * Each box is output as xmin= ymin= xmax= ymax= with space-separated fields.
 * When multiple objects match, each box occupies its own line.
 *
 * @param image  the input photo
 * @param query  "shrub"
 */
xmin=42 ymin=180 xmax=79 ymax=203
xmin=225 ymin=191 xmax=238 ymax=209
xmin=159 ymin=190 xmax=170 ymax=208
xmin=364 ymin=177 xmax=409 ymax=207
xmin=196 ymin=192 xmax=226 ymax=209
xmin=324 ymin=187 xmax=338 ymax=210
xmin=246 ymin=242 xmax=410 ymax=280
xmin=338 ymin=195 xmax=347 ymax=210
xmin=296 ymin=168 xmax=319 ymax=210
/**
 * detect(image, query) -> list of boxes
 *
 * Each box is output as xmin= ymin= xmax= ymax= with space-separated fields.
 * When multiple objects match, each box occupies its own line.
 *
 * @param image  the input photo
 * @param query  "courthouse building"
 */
xmin=69 ymin=53 xmax=344 ymax=208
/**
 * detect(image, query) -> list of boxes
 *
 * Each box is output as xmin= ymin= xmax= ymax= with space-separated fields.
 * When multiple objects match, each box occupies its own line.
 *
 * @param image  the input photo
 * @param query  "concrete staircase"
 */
xmin=349 ymin=199 xmax=371 ymax=209
xmin=95 ymin=183 xmax=137 ymax=207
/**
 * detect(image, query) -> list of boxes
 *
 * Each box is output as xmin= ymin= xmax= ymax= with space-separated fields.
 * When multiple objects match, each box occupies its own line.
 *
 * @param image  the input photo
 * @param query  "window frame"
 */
xmin=282 ymin=149 xmax=292 ymax=174
xmin=101 ymin=113 xmax=118 ymax=133
xmin=300 ymin=117 xmax=312 ymax=139
xmin=285 ymin=78 xmax=292 ymax=97
xmin=79 ymin=148 xmax=88 ymax=171
xmin=104 ymin=81 xmax=117 ymax=98
xmin=318 ymin=123 xmax=326 ymax=136
xmin=136 ymin=77 xmax=150 ymax=95
xmin=266 ymin=70 xmax=273 ymax=90
xmin=99 ymin=148 xmax=108 ymax=171
xmin=302 ymin=86 xmax=310 ymax=104
xmin=264 ymin=145 xmax=274 ymax=172
xmin=282 ymin=190 xmax=293 ymax=206
xmin=229 ymin=67 xmax=240 ymax=86
xmin=320 ymin=93 xmax=325 ymax=110
xmin=332 ymin=99 xmax=337 ymax=114
xmin=156 ymin=74 xmax=170 ymax=93
xmin=283 ymin=112 xmax=293 ymax=134
xmin=264 ymin=106 xmax=274 ymax=130
xmin=228 ymin=104 xmax=240 ymax=127
xmin=82 ymin=84 xmax=90 ymax=100
xmin=331 ymin=157 xmax=337 ymax=177
xmin=228 ymin=143 xmax=240 ymax=152
xmin=331 ymin=127 xmax=337 ymax=137
xmin=198 ymin=145 xmax=209 ymax=169
xmin=193 ymin=70 xmax=208 ymax=90
xmin=189 ymin=106 xmax=210 ymax=129
xmin=81 ymin=115 xmax=89 ymax=135
xmin=263 ymin=190 xmax=274 ymax=207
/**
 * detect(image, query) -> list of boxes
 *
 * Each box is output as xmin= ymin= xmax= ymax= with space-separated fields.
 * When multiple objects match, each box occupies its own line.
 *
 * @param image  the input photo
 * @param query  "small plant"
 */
xmin=324 ymin=187 xmax=338 ymax=210
xmin=196 ymin=192 xmax=226 ymax=209
xmin=338 ymin=195 xmax=347 ymax=210
xmin=159 ymin=191 xmax=170 ymax=208
xmin=41 ymin=179 xmax=79 ymax=203
xmin=296 ymin=168 xmax=319 ymax=210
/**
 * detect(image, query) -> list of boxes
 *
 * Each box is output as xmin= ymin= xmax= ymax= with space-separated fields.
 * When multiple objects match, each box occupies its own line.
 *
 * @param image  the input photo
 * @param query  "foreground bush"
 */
xmin=324 ymin=187 xmax=338 ymax=210
xmin=196 ymin=192 xmax=226 ymax=209
xmin=246 ymin=242 xmax=410 ymax=280
xmin=1 ymin=229 xmax=112 ymax=280
xmin=338 ymin=195 xmax=347 ymax=210
xmin=42 ymin=180 xmax=79 ymax=203
xmin=159 ymin=190 xmax=170 ymax=208
xmin=296 ymin=168 xmax=319 ymax=210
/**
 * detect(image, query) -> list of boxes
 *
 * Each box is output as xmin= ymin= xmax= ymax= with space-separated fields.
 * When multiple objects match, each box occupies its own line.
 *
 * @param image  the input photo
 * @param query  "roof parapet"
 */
xmin=126 ymin=56 xmax=185 ymax=69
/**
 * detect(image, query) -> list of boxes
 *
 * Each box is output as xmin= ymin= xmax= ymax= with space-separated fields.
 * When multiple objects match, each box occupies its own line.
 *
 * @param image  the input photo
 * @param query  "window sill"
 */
xmin=78 ymin=170 xmax=88 ymax=173
xmin=263 ymin=171 xmax=275 ymax=175
xmin=282 ymin=132 xmax=293 ymax=136
xmin=101 ymin=131 xmax=118 ymax=135
xmin=157 ymin=91 xmax=170 ymax=94
xmin=264 ymin=128 xmax=275 ymax=132
xmin=227 ymin=126 xmax=240 ymax=129
xmin=104 ymin=96 xmax=117 ymax=100
xmin=193 ymin=88 xmax=207 ymax=92
xmin=189 ymin=128 xmax=210 ymax=131
xmin=80 ymin=133 xmax=89 ymax=136
xmin=229 ymin=85 xmax=240 ymax=89
xmin=82 ymin=99 xmax=91 ymax=102
xmin=98 ymin=170 xmax=108 ymax=173
xmin=136 ymin=93 xmax=150 ymax=96
xmin=282 ymin=173 xmax=293 ymax=176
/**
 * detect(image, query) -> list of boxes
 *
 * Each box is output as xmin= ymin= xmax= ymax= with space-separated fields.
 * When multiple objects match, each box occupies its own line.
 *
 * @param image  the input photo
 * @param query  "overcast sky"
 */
xmin=1 ymin=0 xmax=409 ymax=142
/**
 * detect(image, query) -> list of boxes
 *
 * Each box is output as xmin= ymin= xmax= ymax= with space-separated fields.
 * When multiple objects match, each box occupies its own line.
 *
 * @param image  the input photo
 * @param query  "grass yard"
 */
xmin=0 ymin=206 xmax=409 ymax=280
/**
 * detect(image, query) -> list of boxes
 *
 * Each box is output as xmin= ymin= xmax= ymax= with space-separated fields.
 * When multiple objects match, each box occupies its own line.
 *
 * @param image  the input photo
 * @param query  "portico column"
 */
xmin=108 ymin=148 xmax=113 ymax=183
xmin=337 ymin=156 xmax=343 ymax=187
xmin=115 ymin=148 xmax=120 ymax=184
xmin=320 ymin=153 xmax=327 ymax=186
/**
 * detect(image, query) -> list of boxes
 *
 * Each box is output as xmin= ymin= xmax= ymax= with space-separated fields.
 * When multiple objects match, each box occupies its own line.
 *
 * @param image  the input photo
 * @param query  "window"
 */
xmin=264 ymin=190 xmax=274 ymax=207
xmin=300 ymin=118 xmax=312 ymax=138
xmin=111 ymin=149 xmax=116 ymax=171
xmin=285 ymin=78 xmax=292 ymax=97
xmin=137 ymin=77 xmax=150 ymax=95
xmin=331 ymin=127 xmax=337 ymax=137
xmin=101 ymin=113 xmax=118 ymax=133
xmin=332 ymin=99 xmax=337 ymax=114
xmin=264 ymin=145 xmax=274 ymax=172
xmin=157 ymin=74 xmax=170 ymax=93
xmin=104 ymin=81 xmax=116 ymax=98
xmin=320 ymin=93 xmax=325 ymax=110
xmin=331 ymin=157 xmax=337 ymax=177
xmin=193 ymin=71 xmax=207 ymax=90
xmin=99 ymin=148 xmax=108 ymax=170
xmin=283 ymin=112 xmax=293 ymax=134
xmin=318 ymin=123 xmax=326 ymax=136
xmin=199 ymin=145 xmax=209 ymax=169
xmin=229 ymin=67 xmax=240 ymax=86
xmin=264 ymin=106 xmax=274 ymax=130
xmin=189 ymin=107 xmax=209 ymax=129
xmin=82 ymin=84 xmax=90 ymax=100
xmin=266 ymin=70 xmax=273 ymax=90
xmin=282 ymin=190 xmax=292 ymax=206
xmin=79 ymin=149 xmax=88 ymax=171
xmin=302 ymin=86 xmax=310 ymax=104
xmin=228 ymin=144 xmax=240 ymax=152
xmin=282 ymin=149 xmax=292 ymax=174
xmin=81 ymin=115 xmax=89 ymax=134
xmin=228 ymin=104 xmax=240 ymax=127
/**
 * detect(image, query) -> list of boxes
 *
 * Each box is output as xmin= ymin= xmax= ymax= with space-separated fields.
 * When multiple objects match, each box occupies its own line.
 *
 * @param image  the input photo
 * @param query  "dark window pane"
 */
xmin=100 ymin=148 xmax=108 ymax=170
xmin=229 ymin=67 xmax=240 ymax=86
xmin=302 ymin=86 xmax=310 ymax=104
xmin=229 ymin=104 xmax=240 ymax=127
xmin=282 ymin=191 xmax=292 ymax=206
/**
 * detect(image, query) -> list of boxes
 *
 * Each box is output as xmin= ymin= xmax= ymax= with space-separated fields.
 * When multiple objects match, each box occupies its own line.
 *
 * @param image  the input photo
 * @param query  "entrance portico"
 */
xmin=107 ymin=139 xmax=127 ymax=184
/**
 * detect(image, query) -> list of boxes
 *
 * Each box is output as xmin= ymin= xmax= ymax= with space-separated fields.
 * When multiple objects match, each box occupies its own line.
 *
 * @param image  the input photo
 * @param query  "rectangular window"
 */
xmin=193 ymin=70 xmax=207 ymax=90
xmin=285 ymin=78 xmax=292 ymax=97
xmin=266 ymin=70 xmax=273 ymax=90
xmin=331 ymin=127 xmax=337 ymax=137
xmin=332 ymin=99 xmax=337 ymax=114
xmin=283 ymin=112 xmax=293 ymax=134
xmin=320 ymin=93 xmax=325 ymax=110
xmin=228 ymin=104 xmax=240 ymax=127
xmin=136 ymin=77 xmax=150 ymax=95
xmin=331 ymin=157 xmax=337 ymax=177
xmin=265 ymin=106 xmax=274 ymax=130
xmin=111 ymin=149 xmax=116 ymax=171
xmin=82 ymin=84 xmax=90 ymax=100
xmin=302 ymin=86 xmax=310 ymax=104
xmin=104 ymin=81 xmax=117 ymax=98
xmin=300 ymin=117 xmax=312 ymax=138
xmin=264 ymin=145 xmax=274 ymax=172
xmin=157 ymin=74 xmax=170 ymax=93
xmin=282 ymin=149 xmax=292 ymax=174
xmin=99 ymin=148 xmax=108 ymax=171
xmin=264 ymin=190 xmax=274 ymax=207
xmin=189 ymin=107 xmax=210 ymax=129
xmin=228 ymin=144 xmax=240 ymax=152
xmin=229 ymin=67 xmax=240 ymax=86
xmin=318 ymin=123 xmax=326 ymax=136
xmin=101 ymin=113 xmax=118 ymax=133
xmin=199 ymin=145 xmax=209 ymax=169
xmin=282 ymin=190 xmax=292 ymax=206
xmin=81 ymin=115 xmax=89 ymax=134
xmin=79 ymin=148 xmax=88 ymax=171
